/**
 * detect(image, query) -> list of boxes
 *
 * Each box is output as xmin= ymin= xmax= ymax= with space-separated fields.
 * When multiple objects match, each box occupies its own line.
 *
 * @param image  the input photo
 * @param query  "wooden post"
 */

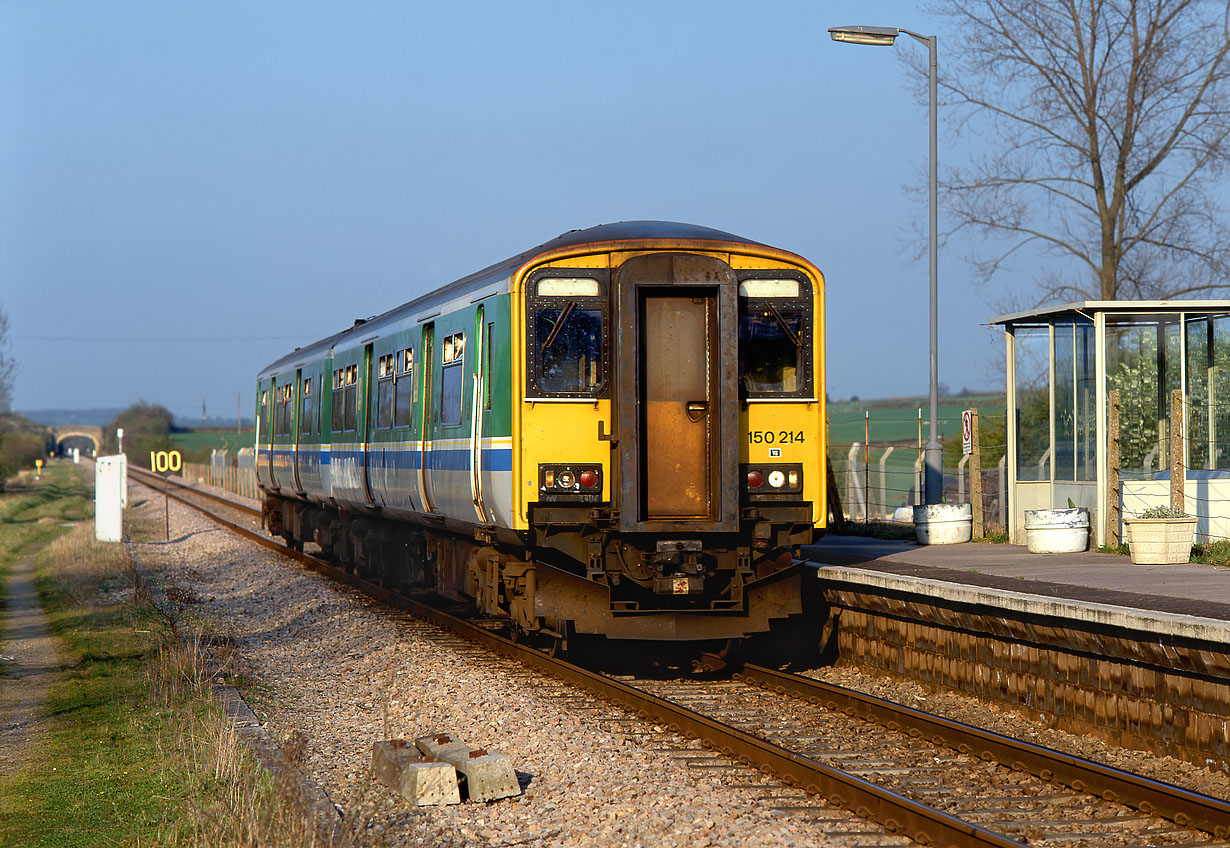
xmin=971 ymin=409 xmax=983 ymax=539
xmin=1108 ymin=389 xmax=1120 ymax=545
xmin=1171 ymin=388 xmax=1185 ymax=512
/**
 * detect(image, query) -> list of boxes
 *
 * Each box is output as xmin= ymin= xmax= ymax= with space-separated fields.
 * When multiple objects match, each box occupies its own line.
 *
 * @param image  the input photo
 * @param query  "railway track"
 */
xmin=128 ymin=467 xmax=1230 ymax=847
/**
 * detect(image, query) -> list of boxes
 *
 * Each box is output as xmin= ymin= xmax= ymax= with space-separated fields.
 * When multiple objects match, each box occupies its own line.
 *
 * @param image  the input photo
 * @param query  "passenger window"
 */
xmin=332 ymin=369 xmax=345 ymax=432
xmin=259 ymin=389 xmax=269 ymax=431
xmin=343 ymin=365 xmax=357 ymax=431
xmin=484 ymin=322 xmax=494 ymax=410
xmin=441 ymin=332 xmax=464 ymax=425
xmin=394 ymin=348 xmax=413 ymax=427
xmin=300 ymin=378 xmax=313 ymax=435
xmin=376 ymin=353 xmax=394 ymax=429
xmin=738 ymin=275 xmax=812 ymax=397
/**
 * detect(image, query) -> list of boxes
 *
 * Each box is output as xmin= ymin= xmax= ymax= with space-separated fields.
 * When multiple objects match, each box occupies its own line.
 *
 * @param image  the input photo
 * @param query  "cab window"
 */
xmin=738 ymin=274 xmax=812 ymax=397
xmin=526 ymin=272 xmax=608 ymax=397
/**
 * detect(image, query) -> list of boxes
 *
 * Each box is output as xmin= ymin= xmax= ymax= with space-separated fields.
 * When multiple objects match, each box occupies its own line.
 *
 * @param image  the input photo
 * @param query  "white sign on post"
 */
xmin=95 ymin=455 xmax=124 ymax=542
xmin=961 ymin=409 xmax=974 ymax=456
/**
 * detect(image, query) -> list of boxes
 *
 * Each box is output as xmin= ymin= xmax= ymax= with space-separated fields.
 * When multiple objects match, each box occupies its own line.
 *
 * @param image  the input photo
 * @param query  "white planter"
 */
xmin=913 ymin=503 xmax=972 ymax=545
xmin=1124 ymin=517 xmax=1197 ymax=565
xmin=1023 ymin=508 xmax=1090 ymax=554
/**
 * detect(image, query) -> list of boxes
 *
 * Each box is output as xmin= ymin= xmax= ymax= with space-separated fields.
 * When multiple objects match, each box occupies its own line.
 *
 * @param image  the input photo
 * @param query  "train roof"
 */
xmin=258 ymin=221 xmax=767 ymax=375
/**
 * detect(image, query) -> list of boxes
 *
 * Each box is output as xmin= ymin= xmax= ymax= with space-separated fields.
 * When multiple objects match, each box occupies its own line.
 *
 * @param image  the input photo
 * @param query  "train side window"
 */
xmin=737 ymin=274 xmax=813 ymax=398
xmin=332 ymin=369 xmax=345 ymax=431
xmin=344 ymin=365 xmax=358 ymax=431
xmin=259 ymin=389 xmax=269 ymax=432
xmin=394 ymin=348 xmax=413 ymax=427
xmin=484 ymin=322 xmax=494 ymax=410
xmin=526 ymin=271 xmax=609 ymax=398
xmin=441 ymin=332 xmax=463 ymax=425
xmin=300 ymin=378 xmax=313 ymax=435
xmin=376 ymin=353 xmax=394 ymax=429
xmin=283 ymin=385 xmax=294 ymax=435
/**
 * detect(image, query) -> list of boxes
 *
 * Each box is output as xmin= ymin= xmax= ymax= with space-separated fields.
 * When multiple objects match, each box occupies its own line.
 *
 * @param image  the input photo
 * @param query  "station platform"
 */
xmin=801 ymin=535 xmax=1230 ymax=640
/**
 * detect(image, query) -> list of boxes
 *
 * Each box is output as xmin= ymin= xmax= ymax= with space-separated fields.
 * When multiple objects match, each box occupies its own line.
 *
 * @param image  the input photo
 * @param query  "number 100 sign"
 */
xmin=150 ymin=450 xmax=182 ymax=473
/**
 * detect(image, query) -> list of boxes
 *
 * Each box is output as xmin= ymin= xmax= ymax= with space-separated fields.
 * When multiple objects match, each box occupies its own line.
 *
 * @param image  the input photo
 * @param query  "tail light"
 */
xmin=538 ymin=464 xmax=602 ymax=502
xmin=742 ymin=464 xmax=803 ymax=498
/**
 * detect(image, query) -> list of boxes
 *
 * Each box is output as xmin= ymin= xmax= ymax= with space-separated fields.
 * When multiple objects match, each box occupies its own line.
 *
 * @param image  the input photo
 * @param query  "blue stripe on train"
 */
xmin=262 ymin=446 xmax=512 ymax=473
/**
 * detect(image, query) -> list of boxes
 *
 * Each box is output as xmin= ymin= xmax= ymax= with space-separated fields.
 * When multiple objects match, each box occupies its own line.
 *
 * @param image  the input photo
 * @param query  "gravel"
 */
xmin=126 ymin=480 xmax=1229 ymax=848
xmin=128 ymin=488 xmax=857 ymax=848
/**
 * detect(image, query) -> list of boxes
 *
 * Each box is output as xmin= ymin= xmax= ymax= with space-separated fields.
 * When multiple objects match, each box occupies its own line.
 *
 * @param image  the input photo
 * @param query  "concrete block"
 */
xmin=414 ymin=732 xmax=521 ymax=802
xmin=449 ymin=748 xmax=521 ymax=802
xmin=371 ymin=740 xmax=460 ymax=806
xmin=414 ymin=731 xmax=472 ymax=760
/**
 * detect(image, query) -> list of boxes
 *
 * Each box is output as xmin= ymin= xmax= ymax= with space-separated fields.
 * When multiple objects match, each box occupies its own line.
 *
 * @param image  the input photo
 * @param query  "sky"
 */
xmin=3 ymin=1 xmax=1013 ymax=422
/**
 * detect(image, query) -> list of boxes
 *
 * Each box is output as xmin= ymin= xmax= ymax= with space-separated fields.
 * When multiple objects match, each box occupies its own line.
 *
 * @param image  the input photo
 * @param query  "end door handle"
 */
xmin=686 ymin=401 xmax=708 ymax=422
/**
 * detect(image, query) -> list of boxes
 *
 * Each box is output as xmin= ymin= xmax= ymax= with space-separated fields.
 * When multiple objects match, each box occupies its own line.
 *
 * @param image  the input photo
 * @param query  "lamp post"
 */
xmin=829 ymin=24 xmax=943 ymax=506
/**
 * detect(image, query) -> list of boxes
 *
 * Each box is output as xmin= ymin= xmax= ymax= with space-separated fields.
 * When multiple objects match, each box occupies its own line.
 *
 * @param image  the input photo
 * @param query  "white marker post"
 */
xmin=95 ymin=456 xmax=124 ymax=542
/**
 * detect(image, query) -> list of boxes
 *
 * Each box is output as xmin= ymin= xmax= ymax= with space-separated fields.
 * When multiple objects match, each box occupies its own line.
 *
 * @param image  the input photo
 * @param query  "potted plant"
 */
xmin=1124 ymin=505 xmax=1197 ymax=565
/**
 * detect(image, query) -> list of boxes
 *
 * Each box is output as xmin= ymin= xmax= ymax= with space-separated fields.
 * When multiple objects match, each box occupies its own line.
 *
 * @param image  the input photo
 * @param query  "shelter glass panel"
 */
xmin=1187 ymin=317 xmax=1212 ymax=470
xmin=1054 ymin=324 xmax=1075 ymax=481
xmin=1075 ymin=322 xmax=1096 ymax=481
xmin=1215 ymin=317 xmax=1230 ymax=469
xmin=1014 ymin=326 xmax=1050 ymax=482
xmin=1105 ymin=318 xmax=1162 ymax=480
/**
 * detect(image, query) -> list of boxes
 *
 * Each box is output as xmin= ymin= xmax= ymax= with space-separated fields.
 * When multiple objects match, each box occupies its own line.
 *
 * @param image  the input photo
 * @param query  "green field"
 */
xmin=827 ymin=394 xmax=1007 ymax=518
xmin=169 ymin=429 xmax=255 ymax=460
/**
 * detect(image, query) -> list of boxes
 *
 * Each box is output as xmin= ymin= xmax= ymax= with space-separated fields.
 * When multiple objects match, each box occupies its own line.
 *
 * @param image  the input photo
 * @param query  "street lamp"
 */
xmin=829 ymin=24 xmax=943 ymax=506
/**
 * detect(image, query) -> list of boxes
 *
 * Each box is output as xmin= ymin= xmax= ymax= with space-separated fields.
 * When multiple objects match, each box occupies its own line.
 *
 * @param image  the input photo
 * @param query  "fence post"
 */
xmin=1108 ymin=389 xmax=1120 ymax=545
xmin=846 ymin=443 xmax=865 ymax=520
xmin=879 ymin=446 xmax=894 ymax=520
xmin=1171 ymin=388 xmax=1185 ymax=512
xmin=971 ymin=409 xmax=983 ymax=539
xmin=998 ymin=454 xmax=1007 ymax=528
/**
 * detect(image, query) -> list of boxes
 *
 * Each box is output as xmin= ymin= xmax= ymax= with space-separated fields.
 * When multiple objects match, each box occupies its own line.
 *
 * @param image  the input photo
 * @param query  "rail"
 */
xmin=126 ymin=466 xmax=1230 ymax=844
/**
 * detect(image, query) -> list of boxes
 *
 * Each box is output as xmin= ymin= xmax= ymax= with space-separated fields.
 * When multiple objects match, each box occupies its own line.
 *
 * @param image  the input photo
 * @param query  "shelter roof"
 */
xmin=991 ymin=300 xmax=1230 ymax=326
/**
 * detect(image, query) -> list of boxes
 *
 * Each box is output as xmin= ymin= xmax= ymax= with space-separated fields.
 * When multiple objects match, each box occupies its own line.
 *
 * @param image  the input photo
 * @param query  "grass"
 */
xmin=1191 ymin=539 xmax=1230 ymax=565
xmin=0 ymin=461 xmax=340 ymax=847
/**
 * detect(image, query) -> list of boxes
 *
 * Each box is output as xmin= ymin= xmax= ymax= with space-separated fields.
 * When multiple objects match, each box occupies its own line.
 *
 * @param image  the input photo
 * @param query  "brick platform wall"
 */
xmin=827 ymin=590 xmax=1230 ymax=771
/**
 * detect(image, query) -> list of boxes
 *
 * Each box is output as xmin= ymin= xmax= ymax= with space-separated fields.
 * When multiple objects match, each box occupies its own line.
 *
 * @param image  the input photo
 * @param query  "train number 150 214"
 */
xmin=748 ymin=430 xmax=805 ymax=445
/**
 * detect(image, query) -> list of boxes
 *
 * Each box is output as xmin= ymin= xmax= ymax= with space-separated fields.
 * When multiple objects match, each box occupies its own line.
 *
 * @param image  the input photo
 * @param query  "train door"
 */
xmin=267 ymin=376 xmax=279 ymax=490
xmin=360 ymin=343 xmax=377 ymax=506
xmin=292 ymin=368 xmax=304 ymax=493
xmin=418 ymin=324 xmax=436 ymax=512
xmin=615 ymin=254 xmax=738 ymax=532
xmin=469 ymin=305 xmax=489 ymax=523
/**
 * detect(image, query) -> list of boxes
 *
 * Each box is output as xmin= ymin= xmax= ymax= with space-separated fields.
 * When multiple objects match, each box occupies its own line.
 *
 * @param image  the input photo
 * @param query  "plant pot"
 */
xmin=913 ymin=503 xmax=972 ymax=545
xmin=1023 ymin=508 xmax=1090 ymax=554
xmin=1124 ymin=517 xmax=1197 ymax=565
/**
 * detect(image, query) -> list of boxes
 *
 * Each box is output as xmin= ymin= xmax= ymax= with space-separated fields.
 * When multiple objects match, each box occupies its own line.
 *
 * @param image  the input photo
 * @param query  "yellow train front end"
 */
xmin=501 ymin=225 xmax=825 ymax=648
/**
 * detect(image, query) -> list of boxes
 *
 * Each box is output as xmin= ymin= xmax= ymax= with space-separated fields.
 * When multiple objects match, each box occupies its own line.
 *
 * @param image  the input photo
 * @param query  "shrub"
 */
xmin=1137 ymin=505 xmax=1190 ymax=519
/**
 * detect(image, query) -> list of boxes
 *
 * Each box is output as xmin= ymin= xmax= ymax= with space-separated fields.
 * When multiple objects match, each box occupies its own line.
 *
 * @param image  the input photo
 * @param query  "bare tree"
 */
xmin=0 ymin=307 xmax=15 ymax=413
xmin=931 ymin=0 xmax=1230 ymax=302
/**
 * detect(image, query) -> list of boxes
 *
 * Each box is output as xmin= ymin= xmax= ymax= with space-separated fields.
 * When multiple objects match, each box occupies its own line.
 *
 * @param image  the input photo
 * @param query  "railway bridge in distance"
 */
xmin=50 ymin=425 xmax=104 ymax=456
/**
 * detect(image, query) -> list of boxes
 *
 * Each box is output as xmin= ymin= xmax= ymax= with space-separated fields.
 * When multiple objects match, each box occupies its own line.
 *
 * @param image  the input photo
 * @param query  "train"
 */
xmin=256 ymin=221 xmax=826 ymax=658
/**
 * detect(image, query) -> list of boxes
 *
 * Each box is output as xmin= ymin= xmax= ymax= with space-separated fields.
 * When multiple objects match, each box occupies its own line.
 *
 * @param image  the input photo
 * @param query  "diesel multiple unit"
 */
xmin=256 ymin=221 xmax=826 ymax=650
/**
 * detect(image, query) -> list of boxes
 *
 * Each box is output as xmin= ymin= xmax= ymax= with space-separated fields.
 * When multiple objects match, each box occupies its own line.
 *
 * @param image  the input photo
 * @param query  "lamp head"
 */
xmin=828 ymin=25 xmax=899 ymax=46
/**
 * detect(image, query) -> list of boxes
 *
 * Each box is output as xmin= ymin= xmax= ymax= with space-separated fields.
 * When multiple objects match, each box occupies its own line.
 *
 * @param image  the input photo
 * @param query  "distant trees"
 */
xmin=933 ymin=0 xmax=1230 ymax=303
xmin=105 ymin=403 xmax=176 ymax=467
xmin=0 ymin=416 xmax=52 ymax=489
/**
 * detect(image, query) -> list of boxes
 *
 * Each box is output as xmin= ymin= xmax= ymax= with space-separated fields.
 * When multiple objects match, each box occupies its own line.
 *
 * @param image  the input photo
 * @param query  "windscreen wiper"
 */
xmin=542 ymin=301 xmax=576 ymax=351
xmin=768 ymin=304 xmax=801 ymax=348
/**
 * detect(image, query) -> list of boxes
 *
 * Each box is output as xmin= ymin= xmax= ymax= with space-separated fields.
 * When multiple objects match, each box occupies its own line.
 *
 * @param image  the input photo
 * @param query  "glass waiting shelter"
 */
xmin=993 ymin=301 xmax=1230 ymax=548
